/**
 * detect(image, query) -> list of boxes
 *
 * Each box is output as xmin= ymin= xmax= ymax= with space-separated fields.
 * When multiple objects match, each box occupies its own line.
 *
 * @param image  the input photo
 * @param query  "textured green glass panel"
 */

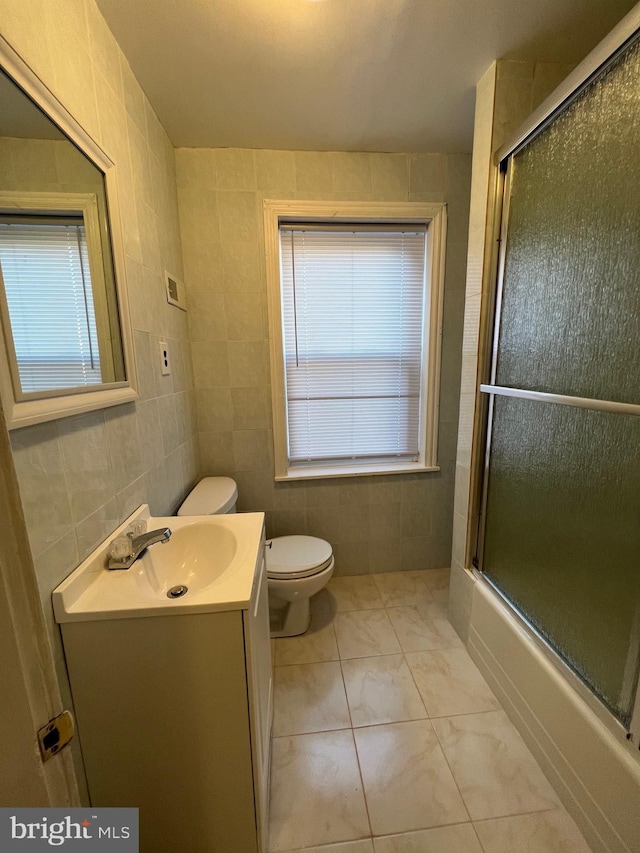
xmin=484 ymin=396 xmax=640 ymax=724
xmin=496 ymin=38 xmax=640 ymax=403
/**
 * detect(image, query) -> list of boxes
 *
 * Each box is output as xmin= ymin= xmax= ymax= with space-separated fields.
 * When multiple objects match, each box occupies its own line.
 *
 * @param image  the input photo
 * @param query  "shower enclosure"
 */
xmin=477 ymin=30 xmax=640 ymax=738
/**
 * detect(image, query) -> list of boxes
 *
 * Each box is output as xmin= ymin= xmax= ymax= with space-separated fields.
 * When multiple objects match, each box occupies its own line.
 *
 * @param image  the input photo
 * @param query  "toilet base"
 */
xmin=269 ymin=597 xmax=311 ymax=639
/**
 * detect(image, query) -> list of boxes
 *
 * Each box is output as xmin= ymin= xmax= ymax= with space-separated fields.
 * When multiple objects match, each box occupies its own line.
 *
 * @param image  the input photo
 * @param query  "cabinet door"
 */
xmin=244 ymin=548 xmax=273 ymax=853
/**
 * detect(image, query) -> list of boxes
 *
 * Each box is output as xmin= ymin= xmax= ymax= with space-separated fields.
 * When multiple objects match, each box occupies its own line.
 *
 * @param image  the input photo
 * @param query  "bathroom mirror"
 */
xmin=0 ymin=37 xmax=136 ymax=429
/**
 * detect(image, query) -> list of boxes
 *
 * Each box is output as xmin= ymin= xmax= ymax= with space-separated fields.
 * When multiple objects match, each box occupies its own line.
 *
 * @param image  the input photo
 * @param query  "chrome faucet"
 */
xmin=107 ymin=527 xmax=172 ymax=570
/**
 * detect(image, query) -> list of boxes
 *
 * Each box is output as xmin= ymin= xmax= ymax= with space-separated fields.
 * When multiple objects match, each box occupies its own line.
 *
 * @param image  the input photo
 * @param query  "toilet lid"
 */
xmin=266 ymin=536 xmax=333 ymax=579
xmin=177 ymin=477 xmax=238 ymax=516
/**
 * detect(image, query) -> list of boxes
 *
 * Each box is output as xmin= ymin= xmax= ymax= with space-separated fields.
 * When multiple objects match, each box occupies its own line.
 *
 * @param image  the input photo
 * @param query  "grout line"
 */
xmin=349 ymin=722 xmax=375 ymax=842
xmin=429 ymin=718 xmax=474 ymax=825
xmin=339 ymin=658 xmax=356 ymax=730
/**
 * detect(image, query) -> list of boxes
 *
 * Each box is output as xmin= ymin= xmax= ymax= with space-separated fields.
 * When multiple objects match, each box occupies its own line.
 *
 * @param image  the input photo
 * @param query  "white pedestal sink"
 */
xmin=53 ymin=505 xmax=272 ymax=853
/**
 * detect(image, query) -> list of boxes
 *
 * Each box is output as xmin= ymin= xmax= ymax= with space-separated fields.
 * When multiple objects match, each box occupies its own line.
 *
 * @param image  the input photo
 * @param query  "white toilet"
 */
xmin=177 ymin=477 xmax=334 ymax=638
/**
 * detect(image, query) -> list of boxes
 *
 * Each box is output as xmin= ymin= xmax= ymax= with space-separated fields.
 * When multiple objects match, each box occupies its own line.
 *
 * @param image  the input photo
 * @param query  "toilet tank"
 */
xmin=178 ymin=477 xmax=238 ymax=516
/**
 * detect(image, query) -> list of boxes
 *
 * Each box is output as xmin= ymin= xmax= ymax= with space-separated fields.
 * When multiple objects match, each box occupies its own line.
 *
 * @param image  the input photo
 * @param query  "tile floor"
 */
xmin=268 ymin=569 xmax=592 ymax=853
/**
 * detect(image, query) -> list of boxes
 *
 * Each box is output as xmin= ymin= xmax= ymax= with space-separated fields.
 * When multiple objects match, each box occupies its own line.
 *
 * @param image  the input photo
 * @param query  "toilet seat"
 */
xmin=266 ymin=535 xmax=333 ymax=580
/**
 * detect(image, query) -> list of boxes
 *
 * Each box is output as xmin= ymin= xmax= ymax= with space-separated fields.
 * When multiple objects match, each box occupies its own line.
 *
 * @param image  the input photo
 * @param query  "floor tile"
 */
xmin=335 ymin=610 xmax=401 ymax=659
xmin=328 ymin=576 xmax=385 ymax=611
xmin=269 ymin=730 xmax=370 ymax=851
xmin=372 ymin=572 xmax=432 ymax=608
xmin=354 ymin=719 xmax=469 ymax=836
xmin=432 ymin=711 xmax=559 ymax=820
xmin=275 ymin=613 xmax=339 ymax=665
xmin=311 ymin=589 xmax=336 ymax=617
xmin=387 ymin=604 xmax=462 ymax=652
xmin=405 ymin=647 xmax=500 ymax=717
xmin=273 ymin=661 xmax=351 ymax=736
xmin=341 ymin=654 xmax=427 ymax=727
xmin=372 ymin=823 xmax=483 ymax=853
xmin=285 ymin=842 xmax=375 ymax=853
xmin=474 ymin=809 xmax=592 ymax=852
xmin=421 ymin=567 xmax=450 ymax=608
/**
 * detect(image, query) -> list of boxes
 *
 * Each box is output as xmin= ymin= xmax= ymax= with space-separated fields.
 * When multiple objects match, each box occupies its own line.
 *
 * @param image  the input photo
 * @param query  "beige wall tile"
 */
xmin=223 ymin=292 xmax=264 ymax=341
xmin=235 ymin=469 xmax=275 ymax=511
xmin=220 ymin=240 xmax=264 ymax=291
xmin=196 ymin=388 xmax=234 ymax=432
xmin=270 ymin=508 xmax=308 ymax=538
xmin=191 ymin=341 xmax=230 ymax=388
xmin=188 ymin=292 xmax=227 ymax=341
xmin=104 ymin=404 xmax=144 ymax=493
xmin=232 ymin=429 xmax=271 ymax=472
xmin=368 ymin=538 xmax=402 ymax=574
xmin=532 ymin=62 xmax=575 ymax=111
xmin=230 ymin=386 xmax=270 ymax=430
xmin=175 ymin=148 xmax=217 ymax=190
xmin=175 ymin=145 xmax=470 ymax=576
xmin=369 ymin=502 xmax=402 ymax=541
xmin=215 ymin=148 xmax=256 ymax=191
xmin=255 ymin=149 xmax=296 ymax=194
xmin=410 ymin=153 xmax=447 ymax=195
xmin=76 ymin=497 xmax=119 ymax=561
xmin=217 ymin=191 xmax=259 ymax=244
xmin=11 ymin=422 xmax=74 ymax=558
xmin=332 ymin=541 xmax=371 ymax=576
xmin=295 ymin=151 xmax=334 ymax=194
xmin=58 ymin=411 xmax=116 ymax=524
xmin=199 ymin=430 xmax=235 ymax=476
xmin=492 ymin=60 xmax=535 ymax=153
xmin=400 ymin=536 xmax=432 ymax=571
xmin=370 ymin=153 xmax=410 ymax=200
xmin=331 ymin=152 xmax=372 ymax=197
xmin=228 ymin=340 xmax=269 ymax=386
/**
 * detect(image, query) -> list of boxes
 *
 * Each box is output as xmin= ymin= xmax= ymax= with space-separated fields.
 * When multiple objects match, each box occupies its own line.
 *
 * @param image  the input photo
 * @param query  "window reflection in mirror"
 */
xmin=0 ymin=67 xmax=126 ymax=402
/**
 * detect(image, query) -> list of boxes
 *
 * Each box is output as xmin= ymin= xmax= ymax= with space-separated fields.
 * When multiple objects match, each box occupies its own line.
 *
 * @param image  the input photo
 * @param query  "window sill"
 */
xmin=275 ymin=461 xmax=440 ymax=482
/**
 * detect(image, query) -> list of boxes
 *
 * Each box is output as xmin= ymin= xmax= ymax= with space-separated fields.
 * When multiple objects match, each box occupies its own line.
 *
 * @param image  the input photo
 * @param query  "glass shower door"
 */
xmin=480 ymin=36 xmax=640 ymax=727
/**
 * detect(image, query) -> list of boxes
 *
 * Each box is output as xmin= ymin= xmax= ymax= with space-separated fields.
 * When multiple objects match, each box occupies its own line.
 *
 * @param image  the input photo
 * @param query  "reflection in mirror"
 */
xmin=0 ymin=66 xmax=126 ymax=406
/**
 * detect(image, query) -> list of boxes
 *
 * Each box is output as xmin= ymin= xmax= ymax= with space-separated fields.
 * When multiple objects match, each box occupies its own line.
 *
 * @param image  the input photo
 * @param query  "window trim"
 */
xmin=263 ymin=199 xmax=447 ymax=481
xmin=0 ymin=191 xmax=116 ymax=400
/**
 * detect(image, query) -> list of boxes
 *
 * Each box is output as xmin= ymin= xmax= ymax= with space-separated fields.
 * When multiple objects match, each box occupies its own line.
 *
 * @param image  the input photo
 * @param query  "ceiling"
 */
xmin=96 ymin=0 xmax=637 ymax=153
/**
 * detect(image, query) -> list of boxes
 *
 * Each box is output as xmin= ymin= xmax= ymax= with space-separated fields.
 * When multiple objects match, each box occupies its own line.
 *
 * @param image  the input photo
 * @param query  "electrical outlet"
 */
xmin=159 ymin=341 xmax=170 ymax=375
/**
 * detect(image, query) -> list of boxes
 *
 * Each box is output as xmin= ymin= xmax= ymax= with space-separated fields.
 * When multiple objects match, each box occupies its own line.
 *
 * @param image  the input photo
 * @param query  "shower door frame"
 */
xmin=473 ymin=7 xmax=640 ymax=752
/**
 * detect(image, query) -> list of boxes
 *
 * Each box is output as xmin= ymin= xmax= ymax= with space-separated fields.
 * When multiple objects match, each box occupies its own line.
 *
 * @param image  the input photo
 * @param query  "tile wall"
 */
xmin=176 ymin=148 xmax=472 ymax=575
xmin=0 ymin=0 xmax=199 ymax=790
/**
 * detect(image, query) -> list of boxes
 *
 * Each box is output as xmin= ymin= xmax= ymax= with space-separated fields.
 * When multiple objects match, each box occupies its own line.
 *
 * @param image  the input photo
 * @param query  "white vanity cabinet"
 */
xmin=58 ymin=519 xmax=272 ymax=853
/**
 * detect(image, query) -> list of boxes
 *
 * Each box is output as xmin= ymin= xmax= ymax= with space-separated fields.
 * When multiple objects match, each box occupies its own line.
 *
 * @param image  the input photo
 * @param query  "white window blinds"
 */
xmin=0 ymin=218 xmax=101 ymax=393
xmin=279 ymin=225 xmax=427 ymax=467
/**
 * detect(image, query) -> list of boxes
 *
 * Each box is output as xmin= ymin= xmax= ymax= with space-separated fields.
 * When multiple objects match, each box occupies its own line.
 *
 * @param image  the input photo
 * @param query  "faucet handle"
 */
xmin=109 ymin=535 xmax=134 ymax=562
xmin=126 ymin=519 xmax=147 ymax=539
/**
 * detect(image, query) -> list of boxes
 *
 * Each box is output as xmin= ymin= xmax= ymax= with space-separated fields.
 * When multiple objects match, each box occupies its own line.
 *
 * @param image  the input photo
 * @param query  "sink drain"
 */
xmin=167 ymin=585 xmax=188 ymax=599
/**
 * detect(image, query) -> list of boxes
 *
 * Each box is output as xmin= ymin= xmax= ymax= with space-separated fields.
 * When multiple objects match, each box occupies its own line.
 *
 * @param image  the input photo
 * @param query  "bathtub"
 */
xmin=451 ymin=565 xmax=640 ymax=853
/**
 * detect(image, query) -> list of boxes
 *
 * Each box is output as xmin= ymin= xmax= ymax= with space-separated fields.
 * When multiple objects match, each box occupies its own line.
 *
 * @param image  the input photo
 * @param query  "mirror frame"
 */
xmin=0 ymin=34 xmax=137 ymax=430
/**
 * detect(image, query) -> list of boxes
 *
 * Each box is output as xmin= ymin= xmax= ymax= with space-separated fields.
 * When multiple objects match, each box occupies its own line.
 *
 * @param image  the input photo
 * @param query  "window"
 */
xmin=0 ymin=215 xmax=102 ymax=393
xmin=264 ymin=201 xmax=447 ymax=480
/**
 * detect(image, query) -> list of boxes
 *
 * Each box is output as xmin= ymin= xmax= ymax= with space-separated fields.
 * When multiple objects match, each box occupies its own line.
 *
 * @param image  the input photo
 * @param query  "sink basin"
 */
xmin=53 ymin=506 xmax=265 ymax=622
xmin=132 ymin=522 xmax=238 ymax=597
